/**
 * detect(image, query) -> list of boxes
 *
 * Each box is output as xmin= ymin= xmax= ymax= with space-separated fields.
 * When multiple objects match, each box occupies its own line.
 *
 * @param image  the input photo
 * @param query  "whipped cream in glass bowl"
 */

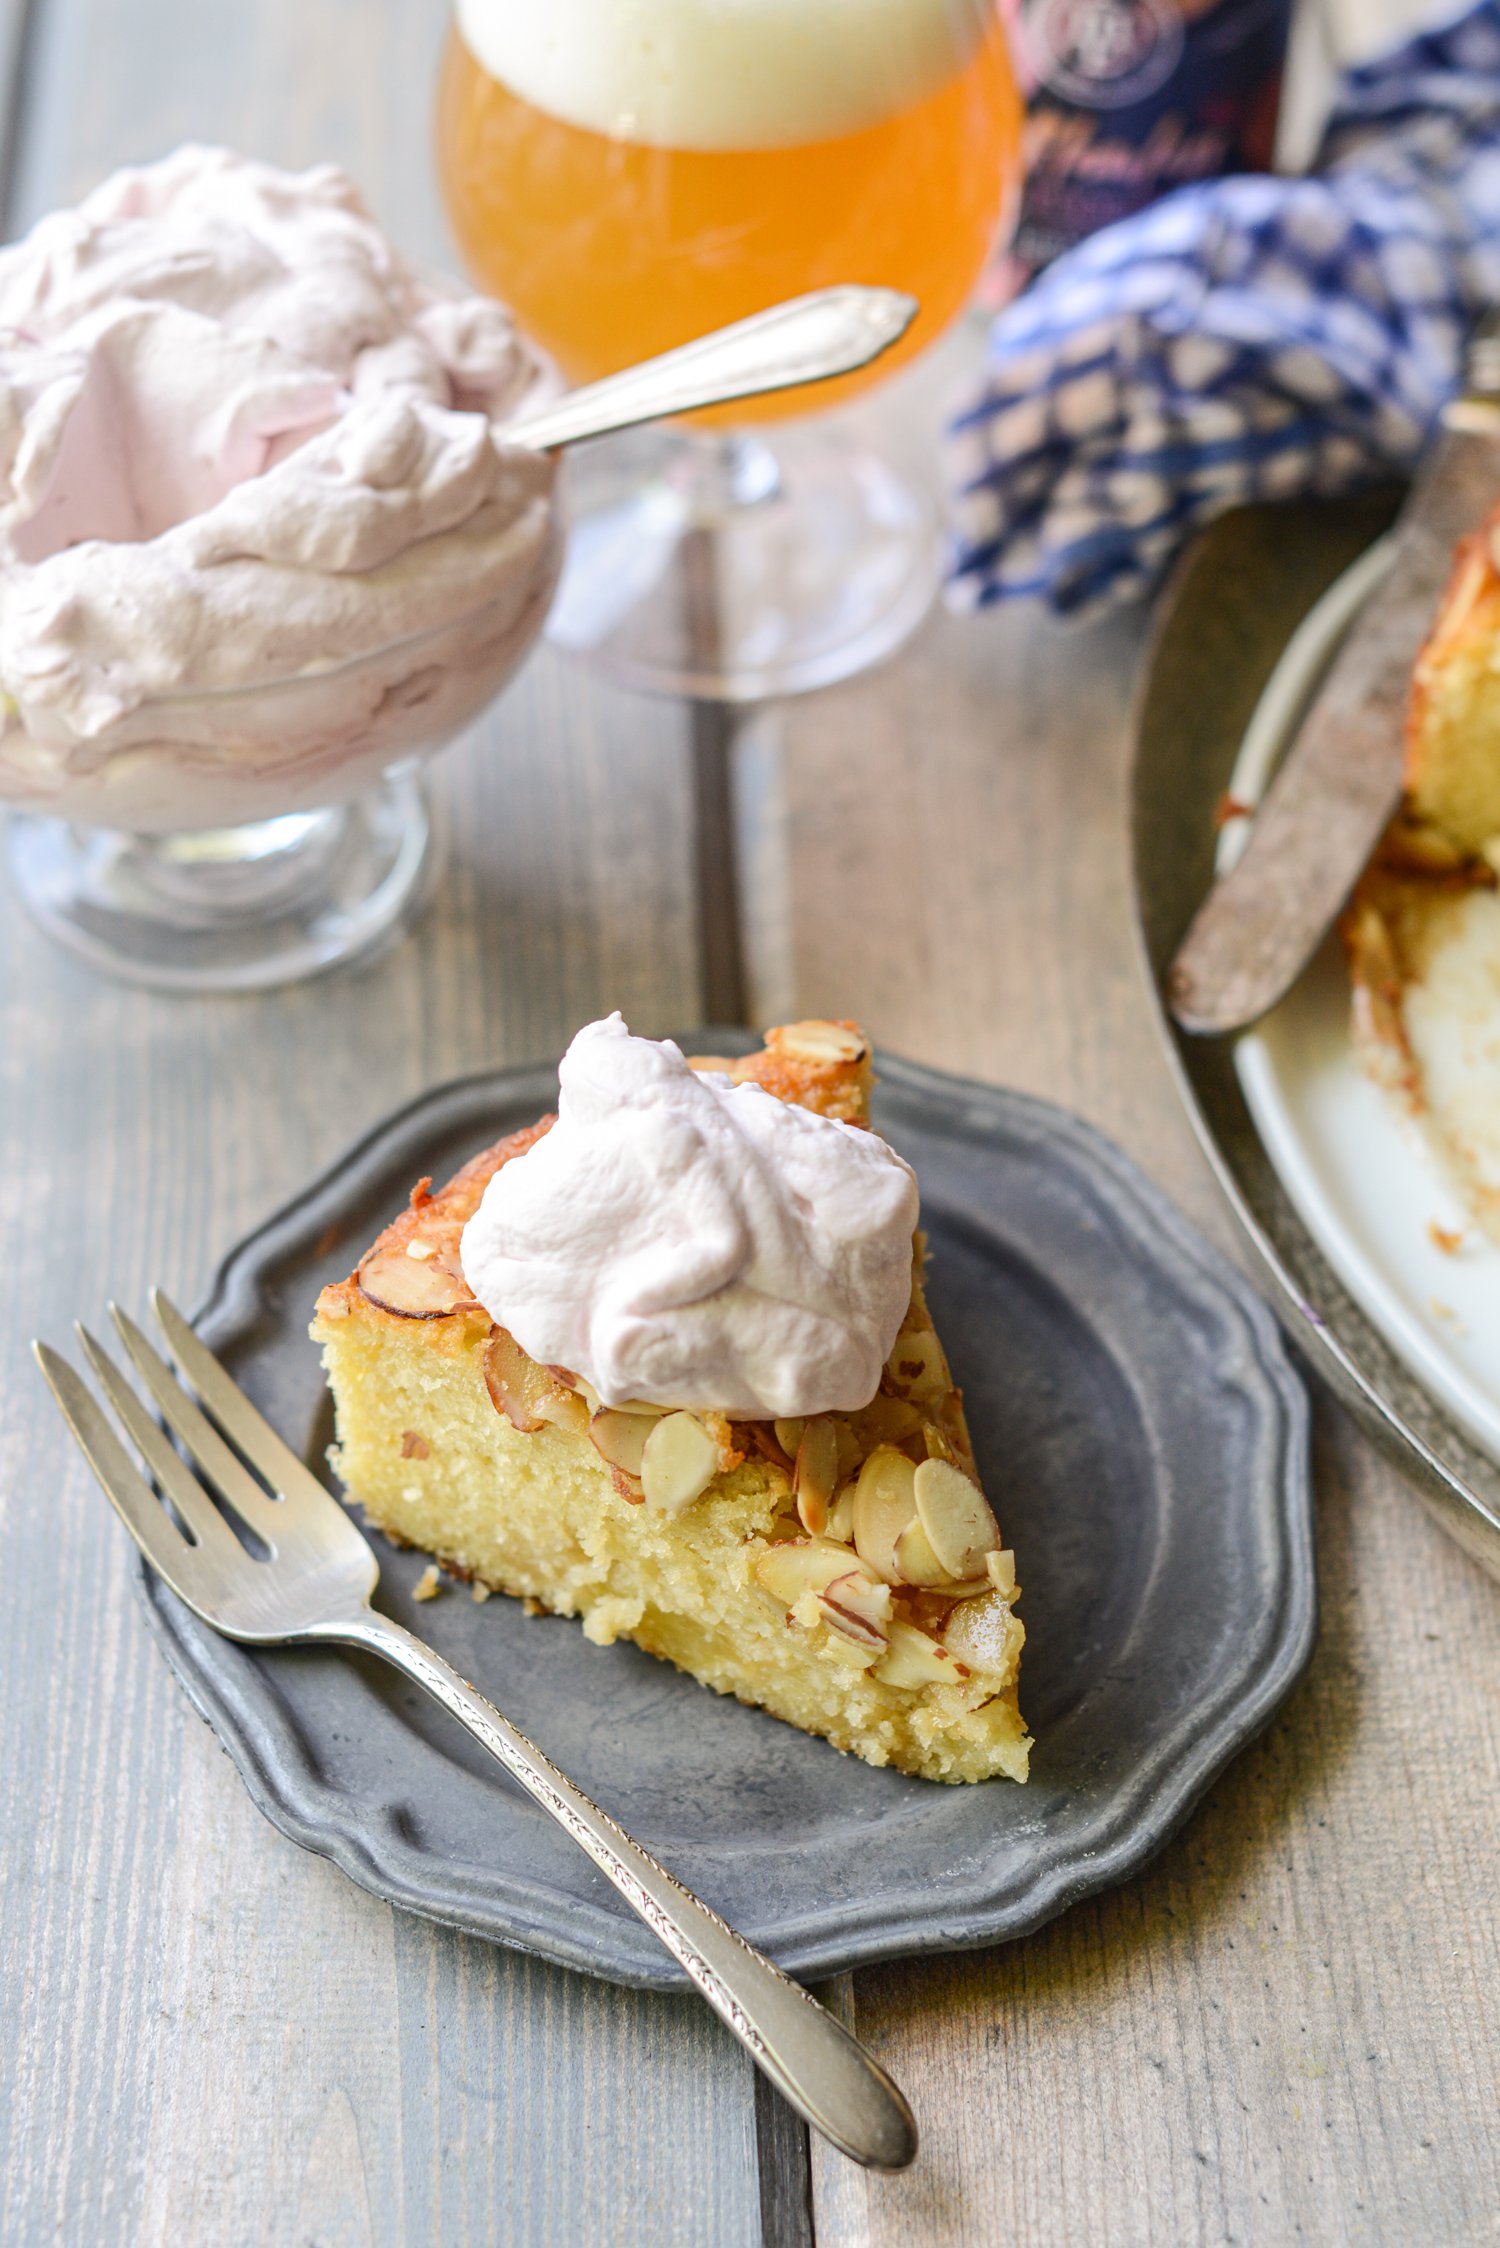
xmin=0 ymin=145 xmax=562 ymax=989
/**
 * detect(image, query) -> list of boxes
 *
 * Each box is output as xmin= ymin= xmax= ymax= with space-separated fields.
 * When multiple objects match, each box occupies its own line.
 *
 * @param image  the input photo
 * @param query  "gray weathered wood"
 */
xmin=772 ymin=585 xmax=1500 ymax=2245
xmin=6 ymin=0 xmax=1500 ymax=2241
xmin=0 ymin=4 xmax=765 ymax=2244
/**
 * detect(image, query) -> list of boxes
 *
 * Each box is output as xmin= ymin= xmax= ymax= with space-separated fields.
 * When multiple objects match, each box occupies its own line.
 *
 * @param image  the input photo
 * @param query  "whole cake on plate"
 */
xmin=312 ymin=1015 xmax=1028 ymax=1783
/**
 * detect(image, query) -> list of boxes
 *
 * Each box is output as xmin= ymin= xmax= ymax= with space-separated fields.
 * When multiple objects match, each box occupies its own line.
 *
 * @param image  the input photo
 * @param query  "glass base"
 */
xmin=546 ymin=428 xmax=941 ymax=701
xmin=7 ymin=769 xmax=430 ymax=992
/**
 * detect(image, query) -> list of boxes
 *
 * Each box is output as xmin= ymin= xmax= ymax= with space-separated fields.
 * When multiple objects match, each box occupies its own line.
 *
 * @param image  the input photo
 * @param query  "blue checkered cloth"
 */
xmin=949 ymin=1 xmax=1500 ymax=616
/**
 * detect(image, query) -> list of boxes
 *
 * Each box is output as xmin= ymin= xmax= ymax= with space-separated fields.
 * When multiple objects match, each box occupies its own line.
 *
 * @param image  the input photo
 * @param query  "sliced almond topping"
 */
xmin=483 ymin=1327 xmax=556 ymax=1434
xmin=871 ymin=1619 xmax=970 ymax=1691
xmin=833 ymin=1418 xmax=863 ymax=1480
xmin=891 ymin=1516 xmax=955 ymax=1588
xmin=941 ymin=1590 xmax=1022 ymax=1679
xmin=913 ymin=1457 xmax=1001 ymax=1581
xmin=641 ymin=1412 xmax=720 ymax=1514
xmin=821 ymin=1568 xmax=892 ymax=1636
xmin=851 ymin=1446 xmax=918 ymax=1584
xmin=825 ymin=1482 xmax=857 ymax=1545
xmin=609 ymin=1466 xmax=644 ymax=1505
xmin=858 ymin=1394 xmax=923 ymax=1448
xmin=884 ymin=1328 xmax=949 ymax=1401
xmin=986 ymin=1548 xmax=1018 ymax=1597
xmin=589 ymin=1408 xmax=657 ymax=1481
xmin=821 ymin=1631 xmax=884 ymax=1672
xmin=772 ymin=1021 xmax=868 ymax=1065
xmin=793 ymin=1415 xmax=839 ymax=1535
xmin=774 ymin=1418 xmax=805 ymax=1463
xmin=537 ymin=1388 xmax=590 ymax=1440
xmin=752 ymin=1537 xmax=864 ymax=1612
xmin=358 ymin=1243 xmax=467 ymax=1318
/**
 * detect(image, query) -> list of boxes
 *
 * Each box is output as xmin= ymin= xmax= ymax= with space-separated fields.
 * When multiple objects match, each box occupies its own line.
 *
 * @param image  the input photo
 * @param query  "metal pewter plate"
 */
xmin=1135 ymin=492 xmax=1500 ymax=1585
xmin=135 ymin=1040 xmax=1313 ymax=1988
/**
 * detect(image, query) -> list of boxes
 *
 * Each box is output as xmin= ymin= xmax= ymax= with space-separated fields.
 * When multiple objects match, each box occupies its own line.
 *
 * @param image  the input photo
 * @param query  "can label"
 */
xmin=1000 ymin=0 xmax=1292 ymax=272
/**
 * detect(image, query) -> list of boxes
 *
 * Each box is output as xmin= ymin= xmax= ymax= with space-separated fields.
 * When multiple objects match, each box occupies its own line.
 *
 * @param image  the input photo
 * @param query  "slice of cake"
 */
xmin=1405 ymin=509 xmax=1500 ymax=856
xmin=1341 ymin=511 xmax=1500 ymax=1237
xmin=312 ymin=1017 xmax=1028 ymax=1783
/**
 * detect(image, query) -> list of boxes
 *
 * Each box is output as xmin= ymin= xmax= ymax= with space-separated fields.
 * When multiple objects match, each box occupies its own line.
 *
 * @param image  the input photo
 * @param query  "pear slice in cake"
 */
xmin=311 ymin=1020 xmax=1028 ymax=1784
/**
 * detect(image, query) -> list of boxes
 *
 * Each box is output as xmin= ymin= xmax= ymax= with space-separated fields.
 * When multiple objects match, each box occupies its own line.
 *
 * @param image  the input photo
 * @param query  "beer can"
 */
xmin=997 ymin=0 xmax=1294 ymax=278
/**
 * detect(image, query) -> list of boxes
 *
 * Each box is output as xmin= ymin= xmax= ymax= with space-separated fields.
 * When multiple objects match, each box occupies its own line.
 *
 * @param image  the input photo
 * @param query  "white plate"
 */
xmin=1227 ymin=539 xmax=1500 ymax=1467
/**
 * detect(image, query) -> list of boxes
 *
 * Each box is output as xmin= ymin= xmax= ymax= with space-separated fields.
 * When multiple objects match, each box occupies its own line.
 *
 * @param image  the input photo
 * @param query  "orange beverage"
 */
xmin=437 ymin=2 xmax=1021 ymax=423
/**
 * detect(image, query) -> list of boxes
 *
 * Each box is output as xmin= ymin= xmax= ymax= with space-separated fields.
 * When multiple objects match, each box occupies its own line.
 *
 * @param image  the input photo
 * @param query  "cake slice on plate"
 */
xmin=312 ymin=1017 xmax=1028 ymax=1783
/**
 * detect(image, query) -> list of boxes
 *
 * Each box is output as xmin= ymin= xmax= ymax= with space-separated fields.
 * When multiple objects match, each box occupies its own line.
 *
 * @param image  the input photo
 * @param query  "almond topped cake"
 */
xmin=312 ymin=1016 xmax=1028 ymax=1783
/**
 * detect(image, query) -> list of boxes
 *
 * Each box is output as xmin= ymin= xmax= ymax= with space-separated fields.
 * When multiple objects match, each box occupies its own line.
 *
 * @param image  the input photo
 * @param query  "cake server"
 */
xmin=34 ymin=1291 xmax=919 ymax=2174
xmin=1166 ymin=314 xmax=1500 ymax=1037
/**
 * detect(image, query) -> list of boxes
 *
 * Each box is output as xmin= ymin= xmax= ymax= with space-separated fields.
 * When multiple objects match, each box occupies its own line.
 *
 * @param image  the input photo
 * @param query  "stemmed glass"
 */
xmin=437 ymin=0 xmax=1022 ymax=700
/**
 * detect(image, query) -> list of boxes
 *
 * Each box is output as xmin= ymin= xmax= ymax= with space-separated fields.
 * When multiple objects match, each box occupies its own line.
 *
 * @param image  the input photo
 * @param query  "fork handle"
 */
xmin=313 ymin=1605 xmax=917 ymax=2172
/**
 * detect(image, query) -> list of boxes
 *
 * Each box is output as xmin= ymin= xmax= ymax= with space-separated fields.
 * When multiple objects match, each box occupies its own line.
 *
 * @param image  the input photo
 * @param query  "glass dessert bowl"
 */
xmin=0 ymin=145 xmax=561 ymax=992
xmin=1 ymin=146 xmax=916 ymax=988
xmin=4 ymin=560 xmax=560 ymax=993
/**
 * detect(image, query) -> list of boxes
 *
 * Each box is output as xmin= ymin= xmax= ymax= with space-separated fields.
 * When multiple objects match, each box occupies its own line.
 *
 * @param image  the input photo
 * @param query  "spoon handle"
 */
xmin=505 ymin=286 xmax=918 ymax=452
xmin=322 ymin=1605 xmax=919 ymax=2172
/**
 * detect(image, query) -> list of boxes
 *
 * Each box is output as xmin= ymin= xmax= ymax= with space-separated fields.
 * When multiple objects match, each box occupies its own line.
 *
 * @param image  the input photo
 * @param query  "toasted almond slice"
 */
xmin=858 ymin=1395 xmax=923 ymax=1448
xmin=358 ymin=1243 xmax=467 ymax=1318
xmin=774 ymin=1418 xmax=805 ymax=1463
xmin=794 ymin=1415 xmax=839 ymax=1534
xmin=641 ymin=1412 xmax=720 ymax=1514
xmin=825 ymin=1482 xmax=857 ymax=1545
xmin=814 ymin=1593 xmax=888 ymax=1655
xmin=589 ymin=1408 xmax=657 ymax=1481
xmin=483 ymin=1327 xmax=555 ymax=1433
xmin=884 ymin=1328 xmax=949 ymax=1401
xmin=851 ymin=1446 xmax=918 ymax=1584
xmin=941 ymin=1590 xmax=1023 ymax=1679
xmin=752 ymin=1537 xmax=864 ymax=1612
xmin=822 ymin=1568 xmax=892 ymax=1634
xmin=538 ymin=1388 xmax=590 ymax=1440
xmin=922 ymin=1420 xmax=959 ymax=1465
xmin=986 ymin=1548 xmax=1017 ymax=1597
xmin=913 ymin=1457 xmax=1001 ymax=1580
xmin=871 ymin=1619 xmax=971 ymax=1691
xmin=833 ymin=1418 xmax=863 ymax=1480
xmin=820 ymin=1631 xmax=883 ymax=1672
xmin=772 ymin=1021 xmax=868 ymax=1064
xmin=891 ymin=1516 xmax=955 ymax=1588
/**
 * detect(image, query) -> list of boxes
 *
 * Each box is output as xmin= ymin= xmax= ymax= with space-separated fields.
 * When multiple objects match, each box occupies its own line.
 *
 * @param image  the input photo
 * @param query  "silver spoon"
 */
xmin=504 ymin=286 xmax=918 ymax=452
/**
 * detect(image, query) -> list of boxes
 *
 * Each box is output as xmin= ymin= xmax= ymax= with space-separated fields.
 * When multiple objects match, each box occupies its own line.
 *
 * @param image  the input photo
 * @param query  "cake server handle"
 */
xmin=503 ymin=285 xmax=918 ymax=452
xmin=313 ymin=1603 xmax=919 ymax=2172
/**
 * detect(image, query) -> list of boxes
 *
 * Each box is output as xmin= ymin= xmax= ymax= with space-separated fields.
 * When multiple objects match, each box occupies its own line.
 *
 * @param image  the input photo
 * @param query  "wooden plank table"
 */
xmin=2 ymin=4 xmax=1498 ymax=2243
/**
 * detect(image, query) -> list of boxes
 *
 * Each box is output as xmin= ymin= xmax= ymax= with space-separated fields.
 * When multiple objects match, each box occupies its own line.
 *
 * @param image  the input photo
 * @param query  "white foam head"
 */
xmin=455 ymin=0 xmax=987 ymax=152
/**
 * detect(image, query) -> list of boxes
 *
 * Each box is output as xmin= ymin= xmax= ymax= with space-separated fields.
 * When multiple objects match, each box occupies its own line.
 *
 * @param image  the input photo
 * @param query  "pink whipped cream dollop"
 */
xmin=0 ymin=145 xmax=560 ymax=830
xmin=460 ymin=1015 xmax=921 ymax=1419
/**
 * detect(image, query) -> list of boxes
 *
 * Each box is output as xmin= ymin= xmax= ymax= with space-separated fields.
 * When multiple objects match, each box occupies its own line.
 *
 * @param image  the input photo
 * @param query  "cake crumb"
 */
xmin=472 ymin=1582 xmax=493 ymax=1604
xmin=1429 ymin=1297 xmax=1469 ymax=1335
xmin=1428 ymin=1220 xmax=1464 ymax=1256
xmin=413 ymin=1563 xmax=443 ymax=1601
xmin=400 ymin=1429 xmax=430 ymax=1459
xmin=522 ymin=1594 xmax=546 ymax=1616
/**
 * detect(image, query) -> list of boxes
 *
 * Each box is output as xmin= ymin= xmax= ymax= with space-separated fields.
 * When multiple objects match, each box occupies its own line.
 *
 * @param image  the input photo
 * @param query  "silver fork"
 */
xmin=34 ymin=1291 xmax=918 ymax=2173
